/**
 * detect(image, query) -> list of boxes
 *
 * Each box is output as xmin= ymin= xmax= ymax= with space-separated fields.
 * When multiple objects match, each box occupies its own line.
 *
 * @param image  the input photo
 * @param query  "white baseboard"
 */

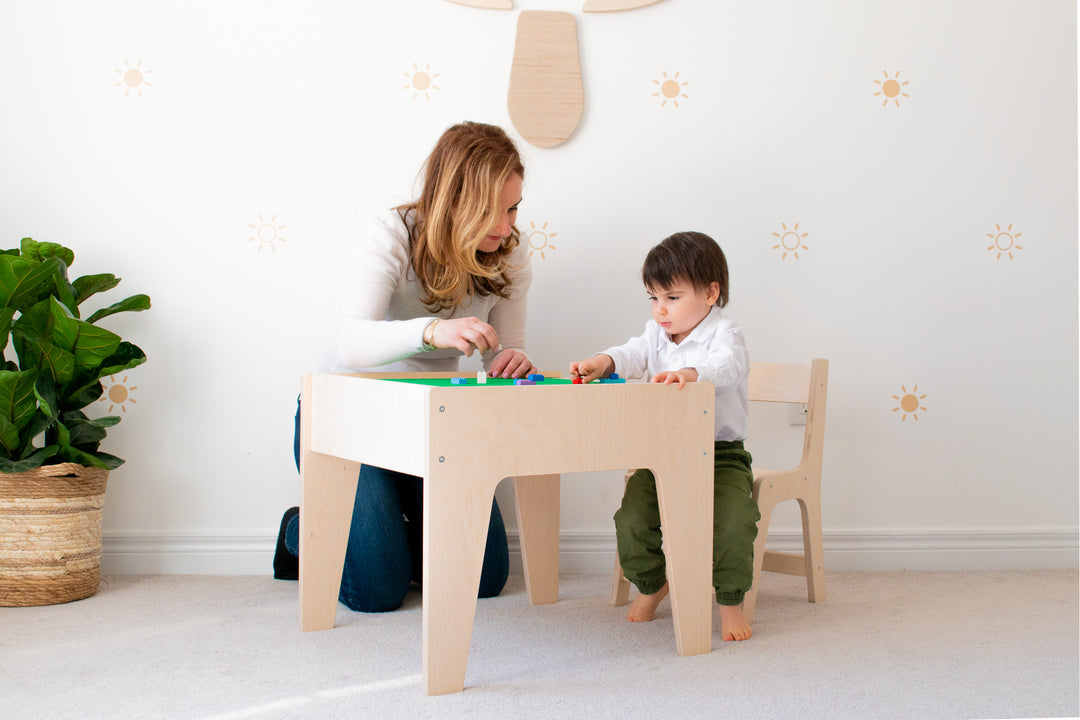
xmin=101 ymin=528 xmax=1079 ymax=575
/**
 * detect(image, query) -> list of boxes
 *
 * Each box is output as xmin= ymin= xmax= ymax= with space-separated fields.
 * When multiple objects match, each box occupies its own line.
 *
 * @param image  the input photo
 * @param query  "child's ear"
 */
xmin=706 ymin=281 xmax=721 ymax=306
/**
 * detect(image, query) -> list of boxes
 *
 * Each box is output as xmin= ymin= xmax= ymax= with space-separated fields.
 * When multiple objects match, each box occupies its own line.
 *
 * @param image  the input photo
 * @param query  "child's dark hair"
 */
xmin=642 ymin=231 xmax=729 ymax=308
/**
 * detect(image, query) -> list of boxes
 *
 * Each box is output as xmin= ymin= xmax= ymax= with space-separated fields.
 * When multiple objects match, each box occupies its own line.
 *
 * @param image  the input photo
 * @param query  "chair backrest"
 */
xmin=748 ymin=363 xmax=812 ymax=404
xmin=748 ymin=359 xmax=829 ymax=471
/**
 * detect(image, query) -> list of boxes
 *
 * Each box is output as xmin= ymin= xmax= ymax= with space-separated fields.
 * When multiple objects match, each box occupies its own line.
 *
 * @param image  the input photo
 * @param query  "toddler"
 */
xmin=569 ymin=231 xmax=759 ymax=641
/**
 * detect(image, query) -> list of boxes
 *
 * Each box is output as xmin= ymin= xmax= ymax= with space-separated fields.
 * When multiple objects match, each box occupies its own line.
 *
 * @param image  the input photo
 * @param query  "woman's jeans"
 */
xmin=288 ymin=399 xmax=509 ymax=612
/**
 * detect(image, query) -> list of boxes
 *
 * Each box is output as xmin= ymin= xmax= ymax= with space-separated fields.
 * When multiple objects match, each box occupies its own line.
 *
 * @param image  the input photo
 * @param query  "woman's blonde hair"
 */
xmin=397 ymin=122 xmax=525 ymax=313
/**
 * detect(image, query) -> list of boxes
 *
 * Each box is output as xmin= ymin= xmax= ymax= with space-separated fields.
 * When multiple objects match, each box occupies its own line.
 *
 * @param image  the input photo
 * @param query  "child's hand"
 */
xmin=569 ymin=354 xmax=614 ymax=383
xmin=651 ymin=368 xmax=698 ymax=389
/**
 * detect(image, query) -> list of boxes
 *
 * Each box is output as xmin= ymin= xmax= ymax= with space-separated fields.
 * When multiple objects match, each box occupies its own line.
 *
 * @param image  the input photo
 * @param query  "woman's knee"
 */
xmin=339 ymin=574 xmax=411 ymax=613
xmin=478 ymin=499 xmax=509 ymax=598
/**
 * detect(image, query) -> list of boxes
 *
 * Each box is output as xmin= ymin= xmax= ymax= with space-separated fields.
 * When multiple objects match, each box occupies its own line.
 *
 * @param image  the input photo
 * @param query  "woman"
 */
xmin=275 ymin=121 xmax=536 ymax=612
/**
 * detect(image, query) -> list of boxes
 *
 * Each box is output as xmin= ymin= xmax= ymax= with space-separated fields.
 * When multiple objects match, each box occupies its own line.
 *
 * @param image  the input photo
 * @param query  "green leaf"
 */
xmin=51 ymin=273 xmax=78 ymax=317
xmin=72 ymin=321 xmax=121 ymax=370
xmin=61 ymin=372 xmax=103 ymax=411
xmin=55 ymin=444 xmax=111 ymax=469
xmin=85 ymin=293 xmax=151 ymax=324
xmin=0 ymin=255 xmax=64 ymax=312
xmin=20 ymin=411 xmax=53 ymax=458
xmin=93 ymin=451 xmax=124 ymax=469
xmin=0 ymin=369 xmax=39 ymax=435
xmin=0 ymin=414 xmax=20 ymax=455
xmin=67 ymin=415 xmax=109 ymax=447
xmin=54 ymin=418 xmax=70 ymax=448
xmin=99 ymin=342 xmax=147 ymax=378
xmin=72 ymin=273 xmax=120 ymax=306
xmin=0 ymin=446 xmax=58 ymax=473
xmin=11 ymin=297 xmax=50 ymax=344
xmin=20 ymin=238 xmax=74 ymax=267
xmin=33 ymin=373 xmax=58 ymax=420
xmin=0 ymin=306 xmax=14 ymax=355
xmin=16 ymin=336 xmax=75 ymax=386
xmin=48 ymin=297 xmax=79 ymax=353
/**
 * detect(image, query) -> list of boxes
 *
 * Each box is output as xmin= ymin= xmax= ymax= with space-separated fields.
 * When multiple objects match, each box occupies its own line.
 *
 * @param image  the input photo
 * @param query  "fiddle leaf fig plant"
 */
xmin=0 ymin=238 xmax=150 ymax=473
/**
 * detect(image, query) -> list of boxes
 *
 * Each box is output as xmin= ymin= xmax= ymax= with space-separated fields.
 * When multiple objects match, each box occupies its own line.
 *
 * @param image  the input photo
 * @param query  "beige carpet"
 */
xmin=3 ymin=569 xmax=1077 ymax=720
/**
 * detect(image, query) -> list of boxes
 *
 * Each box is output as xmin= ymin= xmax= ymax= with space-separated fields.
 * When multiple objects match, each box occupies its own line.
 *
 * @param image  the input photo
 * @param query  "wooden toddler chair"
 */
xmin=610 ymin=359 xmax=829 ymax=625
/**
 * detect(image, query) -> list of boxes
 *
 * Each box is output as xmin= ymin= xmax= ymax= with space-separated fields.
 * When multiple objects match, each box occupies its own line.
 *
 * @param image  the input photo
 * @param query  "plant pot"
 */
xmin=0 ymin=463 xmax=109 ymax=607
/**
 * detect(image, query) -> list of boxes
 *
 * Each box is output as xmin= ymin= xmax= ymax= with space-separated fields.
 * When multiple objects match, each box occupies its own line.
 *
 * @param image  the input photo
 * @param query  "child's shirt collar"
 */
xmin=653 ymin=305 xmax=723 ymax=350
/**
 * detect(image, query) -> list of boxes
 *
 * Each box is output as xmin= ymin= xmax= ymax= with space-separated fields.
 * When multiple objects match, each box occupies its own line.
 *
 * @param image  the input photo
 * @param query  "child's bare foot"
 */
xmin=626 ymin=582 xmax=669 ymax=622
xmin=718 ymin=604 xmax=752 ymax=641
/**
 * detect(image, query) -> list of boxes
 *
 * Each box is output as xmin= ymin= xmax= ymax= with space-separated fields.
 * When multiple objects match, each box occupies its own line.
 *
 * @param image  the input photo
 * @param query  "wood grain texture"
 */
xmin=300 ymin=373 xmax=715 ymax=694
xmin=508 ymin=11 xmax=584 ymax=148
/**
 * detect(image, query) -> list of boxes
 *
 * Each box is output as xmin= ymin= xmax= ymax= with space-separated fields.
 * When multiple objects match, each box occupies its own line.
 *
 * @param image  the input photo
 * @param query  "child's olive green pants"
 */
xmin=614 ymin=441 xmax=760 ymax=606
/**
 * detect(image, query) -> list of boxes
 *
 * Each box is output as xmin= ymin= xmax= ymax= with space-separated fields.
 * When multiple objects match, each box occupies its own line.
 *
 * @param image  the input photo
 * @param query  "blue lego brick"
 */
xmin=527 ymin=373 xmax=545 ymax=382
xmin=608 ymin=372 xmax=620 ymax=380
xmin=451 ymin=377 xmax=468 ymax=385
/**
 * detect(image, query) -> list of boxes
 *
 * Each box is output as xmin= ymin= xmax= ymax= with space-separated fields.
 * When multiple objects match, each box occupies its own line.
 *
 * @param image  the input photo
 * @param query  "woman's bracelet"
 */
xmin=422 ymin=319 xmax=440 ymax=351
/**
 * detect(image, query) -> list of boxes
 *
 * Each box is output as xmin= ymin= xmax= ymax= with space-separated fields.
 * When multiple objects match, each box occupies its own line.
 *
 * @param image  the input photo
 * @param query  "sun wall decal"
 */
xmin=771 ymin=222 xmax=809 ymax=260
xmin=874 ymin=70 xmax=909 ymax=107
xmin=526 ymin=221 xmax=558 ymax=259
xmin=403 ymin=63 xmax=440 ymax=100
xmin=248 ymin=215 xmax=287 ymax=252
xmin=891 ymin=385 xmax=926 ymax=422
xmin=652 ymin=71 xmax=688 ymax=108
xmin=100 ymin=375 xmax=138 ymax=414
xmin=986 ymin=223 xmax=1023 ymax=260
xmin=114 ymin=59 xmax=152 ymax=97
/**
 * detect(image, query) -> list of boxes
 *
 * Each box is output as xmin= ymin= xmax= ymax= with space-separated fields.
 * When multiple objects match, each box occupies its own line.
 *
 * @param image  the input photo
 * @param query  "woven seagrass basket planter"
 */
xmin=0 ymin=463 xmax=109 ymax=607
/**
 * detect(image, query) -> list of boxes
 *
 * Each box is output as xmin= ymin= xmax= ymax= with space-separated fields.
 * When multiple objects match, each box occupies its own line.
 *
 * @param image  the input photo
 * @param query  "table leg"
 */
xmin=653 ymin=460 xmax=713 ymax=657
xmin=513 ymin=474 xmax=560 ymax=605
xmin=422 ymin=471 xmax=499 ymax=695
xmin=299 ymin=452 xmax=360 ymax=632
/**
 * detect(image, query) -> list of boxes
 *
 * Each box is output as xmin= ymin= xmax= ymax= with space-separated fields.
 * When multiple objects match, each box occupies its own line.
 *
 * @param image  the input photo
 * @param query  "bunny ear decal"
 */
xmin=508 ymin=12 xmax=584 ymax=148
xmin=581 ymin=0 xmax=665 ymax=10
xmin=444 ymin=0 xmax=512 ymax=8
xmin=444 ymin=0 xmax=669 ymax=148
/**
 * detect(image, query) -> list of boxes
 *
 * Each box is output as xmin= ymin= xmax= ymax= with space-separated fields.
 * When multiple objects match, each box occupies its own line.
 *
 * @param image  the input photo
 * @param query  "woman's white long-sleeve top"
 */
xmin=317 ymin=209 xmax=532 ymax=373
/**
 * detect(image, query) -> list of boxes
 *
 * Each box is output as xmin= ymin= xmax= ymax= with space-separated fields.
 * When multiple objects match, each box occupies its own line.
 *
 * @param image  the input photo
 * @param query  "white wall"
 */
xmin=0 ymin=0 xmax=1075 ymax=574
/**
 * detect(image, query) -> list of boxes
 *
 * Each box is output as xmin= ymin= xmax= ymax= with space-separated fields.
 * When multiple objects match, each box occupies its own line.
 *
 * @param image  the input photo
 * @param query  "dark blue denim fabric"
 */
xmin=288 ymin=398 xmax=508 ymax=611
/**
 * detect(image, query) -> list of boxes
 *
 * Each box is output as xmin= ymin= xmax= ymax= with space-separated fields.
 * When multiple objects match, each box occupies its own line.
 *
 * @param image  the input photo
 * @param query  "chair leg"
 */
xmin=743 ymin=496 xmax=774 ymax=625
xmin=610 ymin=553 xmax=631 ymax=606
xmin=797 ymin=491 xmax=826 ymax=604
xmin=609 ymin=470 xmax=634 ymax=607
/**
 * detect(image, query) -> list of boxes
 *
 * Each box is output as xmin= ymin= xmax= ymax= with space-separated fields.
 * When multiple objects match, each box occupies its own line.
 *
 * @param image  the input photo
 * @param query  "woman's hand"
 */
xmin=569 ymin=354 xmax=614 ymax=384
xmin=431 ymin=317 xmax=500 ymax=357
xmin=490 ymin=349 xmax=535 ymax=379
xmin=650 ymin=368 xmax=698 ymax=389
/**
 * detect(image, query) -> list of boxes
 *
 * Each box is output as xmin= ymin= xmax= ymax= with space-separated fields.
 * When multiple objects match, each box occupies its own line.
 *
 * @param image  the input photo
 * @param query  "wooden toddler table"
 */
xmin=298 ymin=373 xmax=715 ymax=695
